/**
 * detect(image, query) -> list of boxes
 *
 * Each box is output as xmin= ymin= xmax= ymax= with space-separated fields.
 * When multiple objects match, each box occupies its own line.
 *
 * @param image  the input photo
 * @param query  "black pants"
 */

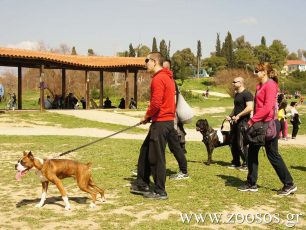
xmin=167 ymin=128 xmax=188 ymax=174
xmin=247 ymin=120 xmax=294 ymax=186
xmin=279 ymin=119 xmax=285 ymax=138
xmin=135 ymin=121 xmax=174 ymax=194
xmin=292 ymin=123 xmax=299 ymax=138
xmin=230 ymin=121 xmax=247 ymax=167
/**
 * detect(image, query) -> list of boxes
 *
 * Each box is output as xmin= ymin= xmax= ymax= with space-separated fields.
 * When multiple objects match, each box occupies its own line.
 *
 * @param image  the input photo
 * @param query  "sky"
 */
xmin=0 ymin=0 xmax=305 ymax=58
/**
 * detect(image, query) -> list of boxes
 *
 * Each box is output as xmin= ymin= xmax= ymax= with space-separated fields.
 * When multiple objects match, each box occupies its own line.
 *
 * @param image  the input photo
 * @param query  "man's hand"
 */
xmin=232 ymin=115 xmax=240 ymax=123
xmin=225 ymin=116 xmax=232 ymax=121
xmin=140 ymin=116 xmax=150 ymax=125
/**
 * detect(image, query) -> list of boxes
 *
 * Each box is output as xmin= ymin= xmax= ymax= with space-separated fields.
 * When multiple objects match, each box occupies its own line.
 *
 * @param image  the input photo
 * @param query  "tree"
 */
xmin=71 ymin=46 xmax=77 ymax=55
xmin=172 ymin=48 xmax=196 ymax=84
xmin=137 ymin=45 xmax=151 ymax=57
xmin=152 ymin=37 xmax=158 ymax=52
xmin=234 ymin=36 xmax=252 ymax=50
xmin=202 ymin=55 xmax=227 ymax=75
xmin=268 ymin=40 xmax=288 ymax=69
xmin=253 ymin=45 xmax=271 ymax=63
xmin=167 ymin=40 xmax=171 ymax=59
xmin=196 ymin=40 xmax=202 ymax=78
xmin=129 ymin=43 xmax=136 ymax=57
xmin=222 ymin=31 xmax=235 ymax=68
xmin=287 ymin=52 xmax=299 ymax=60
xmin=117 ymin=51 xmax=129 ymax=57
xmin=215 ymin=33 xmax=222 ymax=57
xmin=235 ymin=48 xmax=257 ymax=68
xmin=303 ymin=50 xmax=306 ymax=60
xmin=159 ymin=39 xmax=168 ymax=58
xmin=261 ymin=36 xmax=266 ymax=46
xmin=297 ymin=49 xmax=303 ymax=60
xmin=88 ymin=48 xmax=95 ymax=56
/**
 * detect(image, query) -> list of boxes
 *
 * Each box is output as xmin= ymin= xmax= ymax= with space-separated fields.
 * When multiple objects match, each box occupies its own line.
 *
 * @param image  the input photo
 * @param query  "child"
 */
xmin=290 ymin=102 xmax=301 ymax=139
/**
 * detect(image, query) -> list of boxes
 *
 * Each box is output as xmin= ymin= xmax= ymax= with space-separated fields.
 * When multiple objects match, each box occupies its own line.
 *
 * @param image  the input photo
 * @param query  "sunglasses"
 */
xmin=254 ymin=70 xmax=263 ymax=74
xmin=145 ymin=58 xmax=155 ymax=63
xmin=232 ymin=81 xmax=240 ymax=84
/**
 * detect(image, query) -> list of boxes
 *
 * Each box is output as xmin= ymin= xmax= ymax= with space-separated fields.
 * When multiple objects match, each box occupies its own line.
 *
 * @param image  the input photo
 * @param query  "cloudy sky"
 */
xmin=0 ymin=0 xmax=305 ymax=57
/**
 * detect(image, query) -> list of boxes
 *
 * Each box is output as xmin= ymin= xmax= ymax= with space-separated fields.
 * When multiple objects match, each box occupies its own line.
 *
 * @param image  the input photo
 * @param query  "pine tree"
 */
xmin=159 ymin=39 xmax=168 ymax=59
xmin=196 ymin=40 xmax=202 ymax=78
xmin=261 ymin=36 xmax=266 ymax=47
xmin=152 ymin=37 xmax=158 ymax=52
xmin=167 ymin=40 xmax=171 ymax=59
xmin=215 ymin=33 xmax=222 ymax=57
xmin=88 ymin=48 xmax=95 ymax=56
xmin=223 ymin=32 xmax=235 ymax=68
xmin=71 ymin=46 xmax=77 ymax=55
xmin=129 ymin=43 xmax=136 ymax=57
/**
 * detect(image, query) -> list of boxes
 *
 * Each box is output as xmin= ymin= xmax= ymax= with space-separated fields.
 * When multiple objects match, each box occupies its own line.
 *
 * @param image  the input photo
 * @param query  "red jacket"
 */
xmin=145 ymin=68 xmax=176 ymax=122
xmin=249 ymin=80 xmax=278 ymax=125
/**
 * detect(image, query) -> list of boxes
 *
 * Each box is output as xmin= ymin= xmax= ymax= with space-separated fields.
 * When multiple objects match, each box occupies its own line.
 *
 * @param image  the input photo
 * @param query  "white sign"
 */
xmin=0 ymin=84 xmax=4 ymax=97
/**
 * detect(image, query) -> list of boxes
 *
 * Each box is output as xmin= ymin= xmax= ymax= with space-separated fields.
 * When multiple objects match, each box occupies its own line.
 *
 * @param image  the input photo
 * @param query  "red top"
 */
xmin=249 ymin=80 xmax=278 ymax=125
xmin=145 ymin=68 xmax=176 ymax=122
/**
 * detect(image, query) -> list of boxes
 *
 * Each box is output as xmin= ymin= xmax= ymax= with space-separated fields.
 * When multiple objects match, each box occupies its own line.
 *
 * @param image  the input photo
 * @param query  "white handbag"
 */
xmin=176 ymin=93 xmax=194 ymax=124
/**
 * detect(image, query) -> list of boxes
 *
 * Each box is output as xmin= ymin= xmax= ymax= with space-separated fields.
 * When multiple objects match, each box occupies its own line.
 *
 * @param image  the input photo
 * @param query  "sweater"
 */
xmin=145 ymin=68 xmax=176 ymax=122
xmin=249 ymin=80 xmax=278 ymax=125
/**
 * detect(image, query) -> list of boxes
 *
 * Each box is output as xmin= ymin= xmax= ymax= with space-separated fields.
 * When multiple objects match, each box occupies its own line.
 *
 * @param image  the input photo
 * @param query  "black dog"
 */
xmin=196 ymin=119 xmax=231 ymax=165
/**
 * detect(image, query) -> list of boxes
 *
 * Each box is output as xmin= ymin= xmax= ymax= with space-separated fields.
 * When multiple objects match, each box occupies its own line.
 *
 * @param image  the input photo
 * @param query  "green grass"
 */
xmin=178 ymin=78 xmax=228 ymax=94
xmin=1 ymin=136 xmax=305 ymax=229
xmin=0 ymin=111 xmax=147 ymax=134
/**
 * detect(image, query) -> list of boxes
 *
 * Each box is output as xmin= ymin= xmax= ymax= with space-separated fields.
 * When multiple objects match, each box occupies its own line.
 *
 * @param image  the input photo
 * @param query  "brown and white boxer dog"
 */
xmin=15 ymin=151 xmax=105 ymax=210
xmin=196 ymin=119 xmax=231 ymax=165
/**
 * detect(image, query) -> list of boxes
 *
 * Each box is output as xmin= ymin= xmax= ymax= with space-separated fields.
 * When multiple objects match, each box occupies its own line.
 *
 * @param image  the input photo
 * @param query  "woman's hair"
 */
xmin=255 ymin=62 xmax=278 ymax=83
xmin=279 ymin=100 xmax=287 ymax=110
xmin=290 ymin=101 xmax=297 ymax=107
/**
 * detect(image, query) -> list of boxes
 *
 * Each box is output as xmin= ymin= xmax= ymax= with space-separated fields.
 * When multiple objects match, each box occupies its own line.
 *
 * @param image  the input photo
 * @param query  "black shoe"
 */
xmin=143 ymin=192 xmax=168 ymax=200
xmin=238 ymin=184 xmax=258 ymax=192
xmin=277 ymin=184 xmax=297 ymax=196
xmin=130 ymin=184 xmax=150 ymax=195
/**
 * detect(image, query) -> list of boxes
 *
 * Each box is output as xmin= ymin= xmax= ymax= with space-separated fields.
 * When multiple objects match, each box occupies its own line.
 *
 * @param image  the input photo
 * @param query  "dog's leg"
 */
xmin=205 ymin=144 xmax=214 ymax=165
xmin=88 ymin=177 xmax=105 ymax=202
xmin=35 ymin=181 xmax=48 ymax=208
xmin=50 ymin=177 xmax=71 ymax=210
xmin=77 ymin=174 xmax=98 ymax=208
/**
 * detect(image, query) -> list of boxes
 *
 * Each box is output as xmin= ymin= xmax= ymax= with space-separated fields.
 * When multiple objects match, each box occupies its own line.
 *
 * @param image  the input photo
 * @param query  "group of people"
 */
xmin=130 ymin=54 xmax=298 ymax=200
xmin=103 ymin=97 xmax=137 ymax=109
xmin=41 ymin=93 xmax=86 ymax=110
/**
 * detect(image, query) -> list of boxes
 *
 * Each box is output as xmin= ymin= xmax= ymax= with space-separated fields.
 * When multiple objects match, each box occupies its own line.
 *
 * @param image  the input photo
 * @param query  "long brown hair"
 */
xmin=256 ymin=62 xmax=278 ymax=83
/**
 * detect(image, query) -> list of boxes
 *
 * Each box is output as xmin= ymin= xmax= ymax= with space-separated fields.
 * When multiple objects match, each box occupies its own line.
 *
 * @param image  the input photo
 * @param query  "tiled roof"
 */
xmin=285 ymin=60 xmax=306 ymax=66
xmin=0 ymin=47 xmax=146 ymax=69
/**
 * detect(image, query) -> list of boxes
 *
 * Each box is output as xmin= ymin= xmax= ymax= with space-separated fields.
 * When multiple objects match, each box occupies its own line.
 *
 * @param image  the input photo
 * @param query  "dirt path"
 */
xmin=0 ymin=109 xmax=306 ymax=146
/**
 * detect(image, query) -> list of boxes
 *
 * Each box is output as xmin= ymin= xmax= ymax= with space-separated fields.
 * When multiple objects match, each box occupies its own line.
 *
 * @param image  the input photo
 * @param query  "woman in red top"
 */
xmin=238 ymin=63 xmax=297 ymax=196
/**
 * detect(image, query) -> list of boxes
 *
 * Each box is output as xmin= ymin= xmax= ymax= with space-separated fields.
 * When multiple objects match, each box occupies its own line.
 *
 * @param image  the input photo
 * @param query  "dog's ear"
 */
xmin=28 ymin=151 xmax=34 ymax=161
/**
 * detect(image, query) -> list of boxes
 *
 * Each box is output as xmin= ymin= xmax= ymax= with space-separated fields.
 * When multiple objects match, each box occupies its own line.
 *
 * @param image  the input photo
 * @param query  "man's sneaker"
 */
xmin=169 ymin=171 xmax=189 ymax=180
xmin=130 ymin=184 xmax=150 ymax=195
xmin=131 ymin=169 xmax=138 ymax=176
xmin=227 ymin=164 xmax=240 ymax=169
xmin=143 ymin=192 xmax=168 ymax=200
xmin=238 ymin=184 xmax=258 ymax=192
xmin=277 ymin=184 xmax=297 ymax=196
xmin=238 ymin=166 xmax=248 ymax=172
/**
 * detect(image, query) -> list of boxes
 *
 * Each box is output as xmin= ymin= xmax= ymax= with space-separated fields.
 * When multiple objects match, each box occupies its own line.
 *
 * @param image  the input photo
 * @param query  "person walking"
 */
xmin=130 ymin=52 xmax=176 ymax=200
xmin=163 ymin=59 xmax=189 ymax=180
xmin=290 ymin=101 xmax=301 ymax=139
xmin=226 ymin=77 xmax=253 ymax=170
xmin=238 ymin=62 xmax=297 ymax=196
xmin=278 ymin=101 xmax=288 ymax=140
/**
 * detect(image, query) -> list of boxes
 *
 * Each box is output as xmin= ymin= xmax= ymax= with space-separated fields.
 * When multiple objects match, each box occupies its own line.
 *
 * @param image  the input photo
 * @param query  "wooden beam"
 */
xmin=85 ymin=71 xmax=90 ymax=109
xmin=134 ymin=71 xmax=138 ymax=108
xmin=62 ymin=69 xmax=66 ymax=99
xmin=125 ymin=69 xmax=129 ymax=109
xmin=17 ymin=66 xmax=22 ymax=110
xmin=99 ymin=70 xmax=104 ymax=108
xmin=39 ymin=65 xmax=45 ymax=111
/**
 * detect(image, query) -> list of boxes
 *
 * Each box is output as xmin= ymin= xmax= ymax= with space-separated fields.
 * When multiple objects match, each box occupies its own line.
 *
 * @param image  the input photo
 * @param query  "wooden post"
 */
xmin=17 ymin=66 xmax=22 ymax=110
xmin=85 ymin=71 xmax=90 ymax=109
xmin=39 ymin=65 xmax=45 ymax=111
xmin=134 ymin=71 xmax=138 ymax=108
xmin=125 ymin=69 xmax=129 ymax=109
xmin=62 ymin=68 xmax=66 ymax=100
xmin=99 ymin=70 xmax=104 ymax=108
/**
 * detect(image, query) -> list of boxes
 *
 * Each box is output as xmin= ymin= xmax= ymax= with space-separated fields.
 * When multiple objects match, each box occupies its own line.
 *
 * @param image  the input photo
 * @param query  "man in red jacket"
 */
xmin=130 ymin=52 xmax=175 ymax=200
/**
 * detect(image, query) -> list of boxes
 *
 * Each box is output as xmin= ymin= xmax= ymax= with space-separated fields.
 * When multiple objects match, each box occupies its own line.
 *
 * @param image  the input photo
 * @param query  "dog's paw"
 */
xmin=98 ymin=197 xmax=106 ymax=203
xmin=35 ymin=203 xmax=43 ymax=208
xmin=65 ymin=205 xmax=71 ymax=211
xmin=89 ymin=202 xmax=96 ymax=208
xmin=204 ymin=162 xmax=211 ymax=166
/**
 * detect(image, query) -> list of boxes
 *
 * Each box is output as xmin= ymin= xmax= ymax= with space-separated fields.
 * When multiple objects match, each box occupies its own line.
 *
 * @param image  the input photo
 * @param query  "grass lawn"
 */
xmin=1 ymin=136 xmax=305 ymax=229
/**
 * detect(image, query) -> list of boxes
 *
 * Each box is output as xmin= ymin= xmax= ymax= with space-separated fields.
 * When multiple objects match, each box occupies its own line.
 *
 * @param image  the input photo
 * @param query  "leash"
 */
xmin=57 ymin=122 xmax=142 ymax=158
